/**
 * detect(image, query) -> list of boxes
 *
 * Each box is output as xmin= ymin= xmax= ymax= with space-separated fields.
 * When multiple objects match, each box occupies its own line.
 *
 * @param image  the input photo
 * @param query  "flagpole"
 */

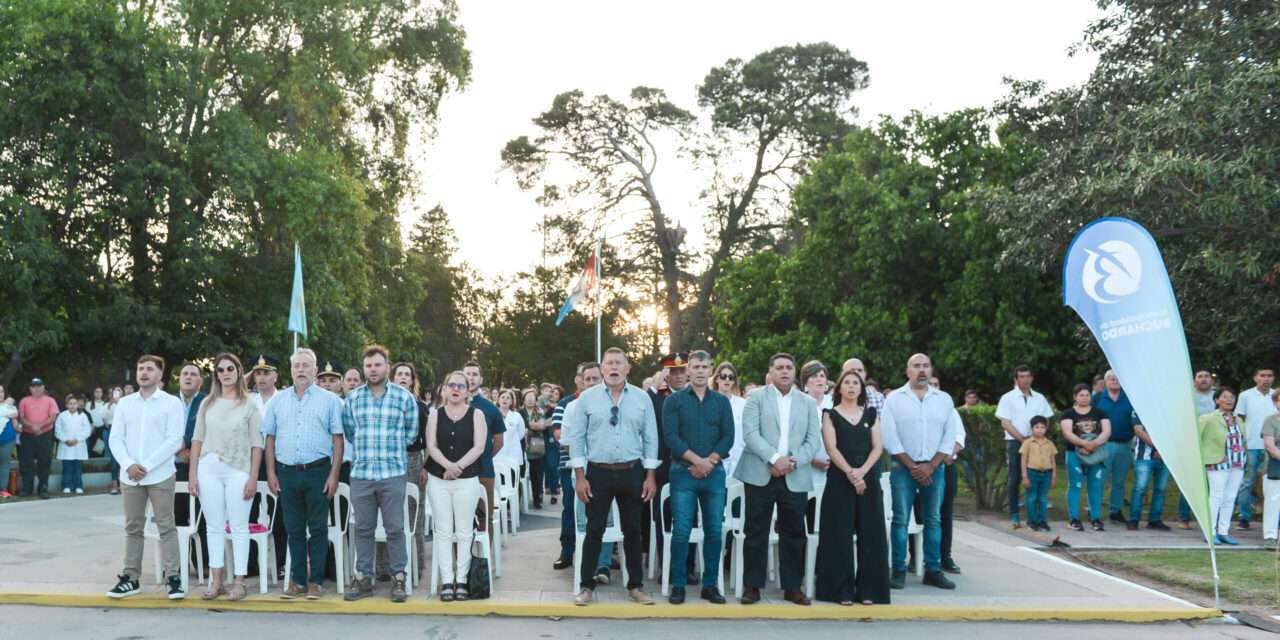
xmin=594 ymin=238 xmax=602 ymax=363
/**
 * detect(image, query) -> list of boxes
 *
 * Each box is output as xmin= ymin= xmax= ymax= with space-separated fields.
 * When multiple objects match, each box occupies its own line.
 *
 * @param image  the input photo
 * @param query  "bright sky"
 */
xmin=414 ymin=0 xmax=1103 ymax=279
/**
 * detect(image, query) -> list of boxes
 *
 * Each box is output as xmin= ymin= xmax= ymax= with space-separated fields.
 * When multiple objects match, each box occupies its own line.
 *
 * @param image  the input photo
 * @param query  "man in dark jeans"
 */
xmin=565 ymin=348 xmax=659 ymax=606
xmin=995 ymin=366 xmax=1054 ymax=530
xmin=262 ymin=349 xmax=345 ymax=600
xmin=17 ymin=378 xmax=59 ymax=498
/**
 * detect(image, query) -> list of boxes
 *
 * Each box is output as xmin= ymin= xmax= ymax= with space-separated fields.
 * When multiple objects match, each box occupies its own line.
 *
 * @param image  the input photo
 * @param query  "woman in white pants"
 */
xmin=1199 ymin=387 xmax=1246 ymax=546
xmin=190 ymin=353 xmax=264 ymax=600
xmin=426 ymin=371 xmax=486 ymax=602
xmin=1261 ymin=394 xmax=1280 ymax=547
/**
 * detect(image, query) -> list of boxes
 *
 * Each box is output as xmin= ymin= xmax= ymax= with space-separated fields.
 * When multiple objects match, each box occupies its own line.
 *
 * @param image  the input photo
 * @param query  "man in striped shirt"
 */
xmin=341 ymin=345 xmax=418 ymax=603
xmin=1128 ymin=411 xmax=1171 ymax=531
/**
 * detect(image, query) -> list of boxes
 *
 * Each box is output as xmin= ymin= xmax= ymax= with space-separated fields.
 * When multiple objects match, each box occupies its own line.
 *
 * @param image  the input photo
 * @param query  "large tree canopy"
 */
xmin=0 ymin=0 xmax=470 ymax=388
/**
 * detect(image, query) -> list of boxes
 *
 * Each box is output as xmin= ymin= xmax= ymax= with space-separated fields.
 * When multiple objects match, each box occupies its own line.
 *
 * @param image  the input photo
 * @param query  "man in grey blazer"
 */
xmin=733 ymin=353 xmax=822 ymax=605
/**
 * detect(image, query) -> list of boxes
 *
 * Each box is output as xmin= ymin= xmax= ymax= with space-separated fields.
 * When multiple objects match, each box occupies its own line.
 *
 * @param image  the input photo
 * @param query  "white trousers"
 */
xmin=197 ymin=454 xmax=254 ymax=575
xmin=1206 ymin=467 xmax=1244 ymax=537
xmin=1263 ymin=477 xmax=1280 ymax=541
xmin=426 ymin=475 xmax=483 ymax=584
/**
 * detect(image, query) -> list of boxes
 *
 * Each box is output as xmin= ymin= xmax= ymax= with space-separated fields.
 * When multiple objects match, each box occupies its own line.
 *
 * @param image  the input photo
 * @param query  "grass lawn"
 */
xmin=1077 ymin=549 xmax=1280 ymax=609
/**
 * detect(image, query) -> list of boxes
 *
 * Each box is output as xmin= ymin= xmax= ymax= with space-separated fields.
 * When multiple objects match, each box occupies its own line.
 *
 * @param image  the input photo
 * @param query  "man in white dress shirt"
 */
xmin=994 ymin=365 xmax=1055 ymax=530
xmin=106 ymin=355 xmax=186 ymax=600
xmin=881 ymin=353 xmax=960 ymax=591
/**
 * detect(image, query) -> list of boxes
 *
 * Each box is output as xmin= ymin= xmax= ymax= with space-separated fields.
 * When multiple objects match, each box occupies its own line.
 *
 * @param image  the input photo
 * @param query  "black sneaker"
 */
xmin=1091 ymin=519 xmax=1105 ymax=532
xmin=922 ymin=571 xmax=956 ymax=590
xmin=1069 ymin=519 xmax=1084 ymax=531
xmin=552 ymin=556 xmax=572 ymax=570
xmin=668 ymin=587 xmax=686 ymax=605
xmin=106 ymin=574 xmax=140 ymax=599
xmin=1109 ymin=512 xmax=1126 ymax=525
xmin=166 ymin=575 xmax=186 ymax=600
xmin=1147 ymin=521 xmax=1171 ymax=531
xmin=1040 ymin=522 xmax=1053 ymax=532
xmin=1238 ymin=519 xmax=1251 ymax=530
xmin=890 ymin=570 xmax=906 ymax=590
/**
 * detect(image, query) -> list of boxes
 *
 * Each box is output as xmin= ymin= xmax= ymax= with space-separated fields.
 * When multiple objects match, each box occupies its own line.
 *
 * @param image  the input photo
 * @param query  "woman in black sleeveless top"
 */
xmin=425 ymin=371 xmax=486 ymax=601
xmin=815 ymin=369 xmax=890 ymax=605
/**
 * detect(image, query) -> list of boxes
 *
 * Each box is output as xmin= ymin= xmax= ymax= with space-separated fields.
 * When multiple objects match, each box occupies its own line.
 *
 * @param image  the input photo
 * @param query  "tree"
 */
xmin=502 ymin=43 xmax=869 ymax=351
xmin=714 ymin=111 xmax=1090 ymax=402
xmin=0 ymin=0 xmax=471 ymax=389
xmin=985 ymin=0 xmax=1280 ymax=385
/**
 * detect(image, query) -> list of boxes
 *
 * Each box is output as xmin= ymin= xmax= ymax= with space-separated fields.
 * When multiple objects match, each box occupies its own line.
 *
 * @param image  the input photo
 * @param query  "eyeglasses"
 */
xmin=610 ymin=406 xmax=619 ymax=426
xmin=446 ymin=383 xmax=467 ymax=391
xmin=718 ymin=373 xmax=736 ymax=381
xmin=216 ymin=365 xmax=237 ymax=374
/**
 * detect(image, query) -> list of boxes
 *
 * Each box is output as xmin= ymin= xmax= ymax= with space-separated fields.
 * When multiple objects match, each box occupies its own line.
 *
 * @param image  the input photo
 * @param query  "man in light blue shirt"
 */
xmin=564 ymin=347 xmax=659 ymax=606
xmin=262 ymin=348 xmax=345 ymax=599
xmin=881 ymin=353 xmax=960 ymax=591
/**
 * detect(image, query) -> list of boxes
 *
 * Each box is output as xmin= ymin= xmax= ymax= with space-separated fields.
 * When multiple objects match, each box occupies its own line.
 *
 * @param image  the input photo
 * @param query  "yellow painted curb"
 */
xmin=0 ymin=593 xmax=1221 ymax=622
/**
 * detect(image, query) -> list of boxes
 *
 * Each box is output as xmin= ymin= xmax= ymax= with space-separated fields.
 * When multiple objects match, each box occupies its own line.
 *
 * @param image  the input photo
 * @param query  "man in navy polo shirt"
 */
xmin=1093 ymin=370 xmax=1134 ymax=524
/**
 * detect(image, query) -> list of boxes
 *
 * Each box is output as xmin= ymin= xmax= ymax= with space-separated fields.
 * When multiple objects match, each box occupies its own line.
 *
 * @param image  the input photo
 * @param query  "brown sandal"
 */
xmin=228 ymin=583 xmax=247 ymax=601
xmin=201 ymin=584 xmax=226 ymax=600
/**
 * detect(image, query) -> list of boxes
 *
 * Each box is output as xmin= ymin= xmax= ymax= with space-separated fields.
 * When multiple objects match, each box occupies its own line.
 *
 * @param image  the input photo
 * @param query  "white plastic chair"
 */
xmin=493 ymin=462 xmax=518 ymax=537
xmin=149 ymin=482 xmax=204 ymax=590
xmin=659 ymin=483 xmax=722 ymax=596
xmin=803 ymin=484 xmax=824 ymax=600
xmin=328 ymin=482 xmax=351 ymax=593
xmin=429 ymin=488 xmax=494 ymax=597
xmin=881 ymin=472 xmax=923 ymax=577
xmin=574 ymin=493 xmax=629 ymax=588
xmin=227 ymin=481 xmax=279 ymax=594
xmin=519 ymin=461 xmax=533 ymax=516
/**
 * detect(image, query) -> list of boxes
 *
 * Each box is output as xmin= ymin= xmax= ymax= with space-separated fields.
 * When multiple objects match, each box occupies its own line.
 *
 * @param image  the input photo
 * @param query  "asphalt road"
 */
xmin=1 ymin=605 xmax=1271 ymax=640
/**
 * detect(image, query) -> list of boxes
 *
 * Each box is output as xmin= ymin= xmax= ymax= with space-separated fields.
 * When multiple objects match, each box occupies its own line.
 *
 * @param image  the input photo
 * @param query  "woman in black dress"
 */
xmin=815 ymin=369 xmax=890 ymax=605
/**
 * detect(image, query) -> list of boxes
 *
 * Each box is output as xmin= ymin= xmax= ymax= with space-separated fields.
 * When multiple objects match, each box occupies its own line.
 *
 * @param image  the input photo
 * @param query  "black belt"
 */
xmin=589 ymin=460 xmax=640 ymax=471
xmin=280 ymin=457 xmax=331 ymax=471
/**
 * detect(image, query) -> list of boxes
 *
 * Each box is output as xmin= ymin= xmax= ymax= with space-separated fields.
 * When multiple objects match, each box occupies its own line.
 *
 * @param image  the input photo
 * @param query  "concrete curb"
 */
xmin=0 ymin=593 xmax=1223 ymax=622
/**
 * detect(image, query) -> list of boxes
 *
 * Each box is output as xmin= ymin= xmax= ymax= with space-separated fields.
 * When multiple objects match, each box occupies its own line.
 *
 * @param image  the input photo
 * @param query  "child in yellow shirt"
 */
xmin=1021 ymin=415 xmax=1058 ymax=531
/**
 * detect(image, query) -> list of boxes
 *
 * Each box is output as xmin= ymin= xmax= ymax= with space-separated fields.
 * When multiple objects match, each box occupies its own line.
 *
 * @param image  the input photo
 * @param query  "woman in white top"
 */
xmin=495 ymin=389 xmax=526 ymax=471
xmin=0 ymin=386 xmax=18 ymax=499
xmin=713 ymin=362 xmax=747 ymax=479
xmin=189 ymin=353 xmax=264 ymax=601
xmin=55 ymin=394 xmax=92 ymax=493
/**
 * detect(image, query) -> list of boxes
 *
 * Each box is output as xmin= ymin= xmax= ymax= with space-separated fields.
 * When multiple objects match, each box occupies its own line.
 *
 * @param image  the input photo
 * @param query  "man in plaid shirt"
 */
xmin=341 ymin=344 xmax=419 ymax=603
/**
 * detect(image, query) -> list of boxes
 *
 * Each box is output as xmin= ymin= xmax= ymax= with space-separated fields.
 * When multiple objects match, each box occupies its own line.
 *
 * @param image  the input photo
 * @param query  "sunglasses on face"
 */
xmin=216 ymin=365 xmax=237 ymax=374
xmin=446 ymin=383 xmax=467 ymax=391
xmin=718 ymin=373 xmax=736 ymax=381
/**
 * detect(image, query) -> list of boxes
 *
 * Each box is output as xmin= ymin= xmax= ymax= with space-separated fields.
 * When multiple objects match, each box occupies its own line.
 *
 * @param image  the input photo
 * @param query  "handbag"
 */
xmin=525 ymin=433 xmax=546 ymax=460
xmin=466 ymin=530 xmax=491 ymax=599
xmin=1267 ymin=456 xmax=1280 ymax=481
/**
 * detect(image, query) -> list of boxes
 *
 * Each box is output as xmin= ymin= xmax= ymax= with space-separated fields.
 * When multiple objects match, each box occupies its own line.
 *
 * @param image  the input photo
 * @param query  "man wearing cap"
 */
xmin=248 ymin=354 xmax=281 ymax=414
xmin=647 ymin=353 xmax=686 ymax=580
xmin=17 ymin=378 xmax=60 ymax=498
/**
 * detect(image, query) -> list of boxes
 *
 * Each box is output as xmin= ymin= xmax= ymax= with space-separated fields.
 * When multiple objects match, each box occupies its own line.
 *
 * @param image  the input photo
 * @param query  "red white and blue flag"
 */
xmin=555 ymin=247 xmax=598 ymax=326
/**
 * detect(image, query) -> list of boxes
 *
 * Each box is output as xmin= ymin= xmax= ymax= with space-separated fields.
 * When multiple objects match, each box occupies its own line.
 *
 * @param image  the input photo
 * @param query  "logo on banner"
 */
xmin=1082 ymin=240 xmax=1142 ymax=304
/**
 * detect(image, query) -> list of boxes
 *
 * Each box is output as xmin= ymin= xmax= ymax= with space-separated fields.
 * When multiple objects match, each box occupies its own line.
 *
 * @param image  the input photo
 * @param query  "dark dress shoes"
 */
xmin=783 ymin=589 xmax=811 ymax=606
xmin=668 ymin=587 xmax=686 ymax=604
xmin=700 ymin=588 xmax=726 ymax=604
xmin=740 ymin=586 xmax=761 ymax=604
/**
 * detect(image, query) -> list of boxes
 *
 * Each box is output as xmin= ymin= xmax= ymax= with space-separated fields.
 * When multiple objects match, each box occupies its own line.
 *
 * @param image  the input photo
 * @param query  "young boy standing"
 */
xmin=55 ymin=394 xmax=92 ymax=493
xmin=1021 ymin=415 xmax=1058 ymax=531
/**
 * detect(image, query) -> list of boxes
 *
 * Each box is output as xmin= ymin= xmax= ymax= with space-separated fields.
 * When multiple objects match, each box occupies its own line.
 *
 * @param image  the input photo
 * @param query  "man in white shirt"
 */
xmin=881 ymin=353 xmax=960 ymax=591
xmin=106 ymin=355 xmax=186 ymax=601
xmin=1235 ymin=366 xmax=1276 ymax=530
xmin=994 ymin=365 xmax=1055 ymax=529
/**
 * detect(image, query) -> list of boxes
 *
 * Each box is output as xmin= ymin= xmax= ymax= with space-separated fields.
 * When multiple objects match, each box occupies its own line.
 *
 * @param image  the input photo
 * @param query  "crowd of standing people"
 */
xmin=2 ymin=346 xmax=1277 ymax=607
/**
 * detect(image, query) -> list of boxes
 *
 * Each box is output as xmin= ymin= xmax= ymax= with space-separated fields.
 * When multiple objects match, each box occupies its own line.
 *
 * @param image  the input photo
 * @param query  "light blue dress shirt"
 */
xmin=564 ymin=383 xmax=660 ymax=470
xmin=261 ymin=383 xmax=345 ymax=465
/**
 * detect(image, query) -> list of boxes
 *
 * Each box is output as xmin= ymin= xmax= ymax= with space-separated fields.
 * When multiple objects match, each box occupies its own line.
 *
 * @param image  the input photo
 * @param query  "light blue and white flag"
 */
xmin=288 ymin=243 xmax=307 ymax=339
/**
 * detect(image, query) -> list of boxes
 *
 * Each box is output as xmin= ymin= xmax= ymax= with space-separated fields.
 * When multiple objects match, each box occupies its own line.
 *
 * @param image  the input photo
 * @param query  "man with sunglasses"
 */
xmin=565 ymin=347 xmax=659 ymax=606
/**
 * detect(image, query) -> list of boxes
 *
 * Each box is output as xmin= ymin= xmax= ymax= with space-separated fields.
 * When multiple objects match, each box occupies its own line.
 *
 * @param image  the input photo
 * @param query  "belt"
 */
xmin=588 ymin=460 xmax=640 ymax=471
xmin=280 ymin=457 xmax=331 ymax=471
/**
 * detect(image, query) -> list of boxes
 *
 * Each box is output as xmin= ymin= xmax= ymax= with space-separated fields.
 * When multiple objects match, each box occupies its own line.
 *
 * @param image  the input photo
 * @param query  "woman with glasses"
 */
xmin=189 ymin=353 xmax=263 ymax=601
xmin=425 ymin=371 xmax=486 ymax=601
xmin=713 ymin=362 xmax=747 ymax=479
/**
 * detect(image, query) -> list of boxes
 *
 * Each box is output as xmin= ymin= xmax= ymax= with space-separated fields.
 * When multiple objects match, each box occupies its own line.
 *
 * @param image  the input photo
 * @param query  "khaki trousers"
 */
xmin=122 ymin=476 xmax=179 ymax=581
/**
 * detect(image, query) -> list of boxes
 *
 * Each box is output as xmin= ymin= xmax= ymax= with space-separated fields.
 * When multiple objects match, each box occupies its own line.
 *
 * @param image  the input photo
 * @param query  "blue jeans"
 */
xmin=1106 ymin=441 xmax=1133 ymax=518
xmin=1236 ymin=449 xmax=1266 ymax=521
xmin=1025 ymin=469 xmax=1052 ymax=524
xmin=1066 ymin=451 xmax=1105 ymax=521
xmin=890 ymin=463 xmax=943 ymax=574
xmin=545 ymin=446 xmax=561 ymax=493
xmin=61 ymin=459 xmax=83 ymax=491
xmin=1130 ymin=458 xmax=1170 ymax=523
xmin=1178 ymin=494 xmax=1192 ymax=522
xmin=669 ymin=464 xmax=726 ymax=589
xmin=558 ymin=469 xmax=612 ymax=570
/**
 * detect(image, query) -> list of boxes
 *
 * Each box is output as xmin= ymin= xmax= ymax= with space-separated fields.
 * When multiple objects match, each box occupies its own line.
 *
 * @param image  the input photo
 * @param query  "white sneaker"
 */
xmin=574 ymin=587 xmax=594 ymax=606
xmin=62 ymin=488 xmax=70 ymax=494
xmin=75 ymin=488 xmax=85 ymax=494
